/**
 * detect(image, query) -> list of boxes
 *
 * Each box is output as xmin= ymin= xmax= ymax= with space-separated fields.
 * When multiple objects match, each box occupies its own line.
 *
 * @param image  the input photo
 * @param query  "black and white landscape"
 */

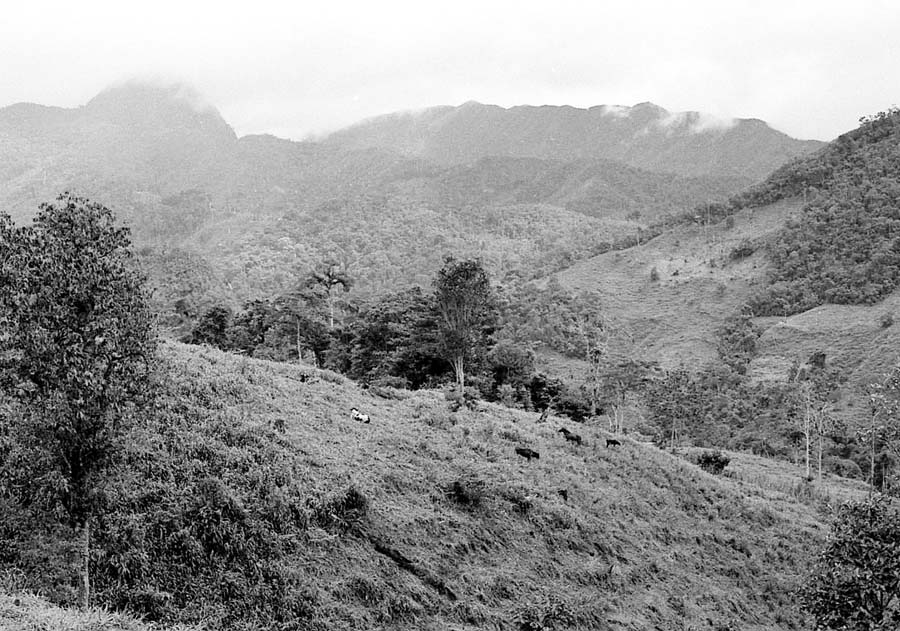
xmin=1 ymin=3 xmax=899 ymax=630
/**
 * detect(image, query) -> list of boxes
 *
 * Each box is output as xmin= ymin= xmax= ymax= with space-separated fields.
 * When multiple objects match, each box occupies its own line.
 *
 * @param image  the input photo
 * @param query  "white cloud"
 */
xmin=654 ymin=111 xmax=737 ymax=135
xmin=599 ymin=104 xmax=631 ymax=118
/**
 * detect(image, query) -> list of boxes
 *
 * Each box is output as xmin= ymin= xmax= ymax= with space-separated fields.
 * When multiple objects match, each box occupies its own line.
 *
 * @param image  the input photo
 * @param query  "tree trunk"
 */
xmin=296 ymin=319 xmax=303 ymax=363
xmin=78 ymin=516 xmax=90 ymax=610
xmin=804 ymin=405 xmax=811 ymax=479
xmin=817 ymin=432 xmax=823 ymax=479
xmin=610 ymin=406 xmax=622 ymax=434
xmin=870 ymin=408 xmax=877 ymax=496
xmin=452 ymin=355 xmax=464 ymax=390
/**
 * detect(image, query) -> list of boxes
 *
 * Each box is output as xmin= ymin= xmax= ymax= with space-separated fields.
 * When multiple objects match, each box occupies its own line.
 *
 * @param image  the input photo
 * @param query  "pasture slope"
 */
xmin=2 ymin=342 xmax=867 ymax=630
xmin=552 ymin=194 xmax=900 ymax=420
xmin=553 ymin=197 xmax=804 ymax=369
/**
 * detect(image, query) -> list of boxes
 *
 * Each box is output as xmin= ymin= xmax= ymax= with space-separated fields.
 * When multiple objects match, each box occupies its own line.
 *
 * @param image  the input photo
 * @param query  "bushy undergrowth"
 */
xmin=696 ymin=450 xmax=731 ymax=475
xmin=0 ymin=358 xmax=367 ymax=629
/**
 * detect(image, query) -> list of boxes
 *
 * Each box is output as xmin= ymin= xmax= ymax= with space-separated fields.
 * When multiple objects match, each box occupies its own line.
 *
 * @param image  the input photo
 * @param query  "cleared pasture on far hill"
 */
xmin=748 ymin=291 xmax=900 ymax=425
xmin=1 ymin=340 xmax=862 ymax=630
xmin=553 ymin=198 xmax=804 ymax=368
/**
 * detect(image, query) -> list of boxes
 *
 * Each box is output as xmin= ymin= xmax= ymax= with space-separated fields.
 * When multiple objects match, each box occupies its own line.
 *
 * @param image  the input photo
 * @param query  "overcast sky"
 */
xmin=1 ymin=0 xmax=896 ymax=142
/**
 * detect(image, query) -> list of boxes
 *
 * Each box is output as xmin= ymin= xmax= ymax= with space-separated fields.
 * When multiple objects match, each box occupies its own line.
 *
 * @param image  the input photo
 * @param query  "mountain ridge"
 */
xmin=324 ymin=100 xmax=825 ymax=179
xmin=0 ymin=81 xmax=764 ymax=313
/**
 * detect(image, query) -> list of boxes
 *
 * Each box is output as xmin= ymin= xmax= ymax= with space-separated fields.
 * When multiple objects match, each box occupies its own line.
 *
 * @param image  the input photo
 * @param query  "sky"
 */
xmin=1 ymin=0 xmax=897 ymax=142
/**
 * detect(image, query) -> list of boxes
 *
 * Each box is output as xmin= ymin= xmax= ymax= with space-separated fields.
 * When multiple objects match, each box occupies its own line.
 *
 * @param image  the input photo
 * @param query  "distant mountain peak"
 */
xmin=84 ymin=79 xmax=235 ymax=138
xmin=88 ymin=80 xmax=213 ymax=112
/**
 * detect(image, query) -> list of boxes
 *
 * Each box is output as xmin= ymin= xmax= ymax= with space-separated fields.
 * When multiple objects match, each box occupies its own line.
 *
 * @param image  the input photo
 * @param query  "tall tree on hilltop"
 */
xmin=0 ymin=194 xmax=156 ymax=609
xmin=307 ymin=258 xmax=353 ymax=330
xmin=433 ymin=256 xmax=496 ymax=390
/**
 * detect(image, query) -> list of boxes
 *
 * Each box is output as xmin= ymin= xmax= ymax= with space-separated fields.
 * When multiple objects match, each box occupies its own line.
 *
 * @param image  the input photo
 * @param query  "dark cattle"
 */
xmin=515 ymin=447 xmax=540 ymax=461
xmin=809 ymin=351 xmax=827 ymax=369
xmin=557 ymin=489 xmax=568 ymax=502
xmin=606 ymin=438 xmax=621 ymax=448
xmin=558 ymin=427 xmax=582 ymax=445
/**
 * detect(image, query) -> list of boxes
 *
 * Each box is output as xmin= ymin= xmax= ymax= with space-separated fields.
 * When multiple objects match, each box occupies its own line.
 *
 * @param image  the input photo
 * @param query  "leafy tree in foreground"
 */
xmin=433 ymin=256 xmax=496 ymax=390
xmin=800 ymin=496 xmax=900 ymax=630
xmin=0 ymin=194 xmax=156 ymax=609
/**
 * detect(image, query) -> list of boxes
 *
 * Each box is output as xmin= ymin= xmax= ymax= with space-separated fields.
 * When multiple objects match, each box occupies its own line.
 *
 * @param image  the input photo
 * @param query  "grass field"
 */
xmin=0 ymin=589 xmax=199 ymax=631
xmin=1 ymin=341 xmax=868 ymax=630
xmin=553 ymin=198 xmax=804 ymax=368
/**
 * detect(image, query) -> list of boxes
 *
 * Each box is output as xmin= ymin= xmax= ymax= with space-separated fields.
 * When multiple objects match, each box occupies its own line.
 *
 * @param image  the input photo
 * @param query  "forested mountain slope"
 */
xmin=0 ymin=342 xmax=866 ymax=630
xmin=546 ymin=108 xmax=900 ymax=445
xmin=0 ymin=82 xmax=812 ymax=316
xmin=323 ymin=101 xmax=824 ymax=179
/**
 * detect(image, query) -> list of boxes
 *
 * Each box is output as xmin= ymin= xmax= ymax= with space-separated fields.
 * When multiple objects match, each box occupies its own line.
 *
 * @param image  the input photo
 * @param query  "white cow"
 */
xmin=350 ymin=407 xmax=370 ymax=423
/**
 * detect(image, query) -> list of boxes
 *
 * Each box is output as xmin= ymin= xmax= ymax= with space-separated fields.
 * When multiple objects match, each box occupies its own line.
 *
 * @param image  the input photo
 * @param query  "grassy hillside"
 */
xmin=553 ymin=198 xmax=803 ymax=368
xmin=0 ymin=591 xmax=199 ymax=631
xmin=2 ymin=341 xmax=868 ymax=630
xmin=749 ymin=292 xmax=900 ymax=423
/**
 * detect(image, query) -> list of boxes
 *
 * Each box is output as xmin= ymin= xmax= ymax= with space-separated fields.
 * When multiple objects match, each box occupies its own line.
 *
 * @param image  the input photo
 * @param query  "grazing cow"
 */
xmin=538 ymin=407 xmax=550 ymax=423
xmin=515 ymin=447 xmax=540 ymax=461
xmin=558 ymin=427 xmax=583 ymax=445
xmin=350 ymin=407 xmax=371 ymax=423
xmin=606 ymin=438 xmax=621 ymax=448
xmin=557 ymin=489 xmax=568 ymax=502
